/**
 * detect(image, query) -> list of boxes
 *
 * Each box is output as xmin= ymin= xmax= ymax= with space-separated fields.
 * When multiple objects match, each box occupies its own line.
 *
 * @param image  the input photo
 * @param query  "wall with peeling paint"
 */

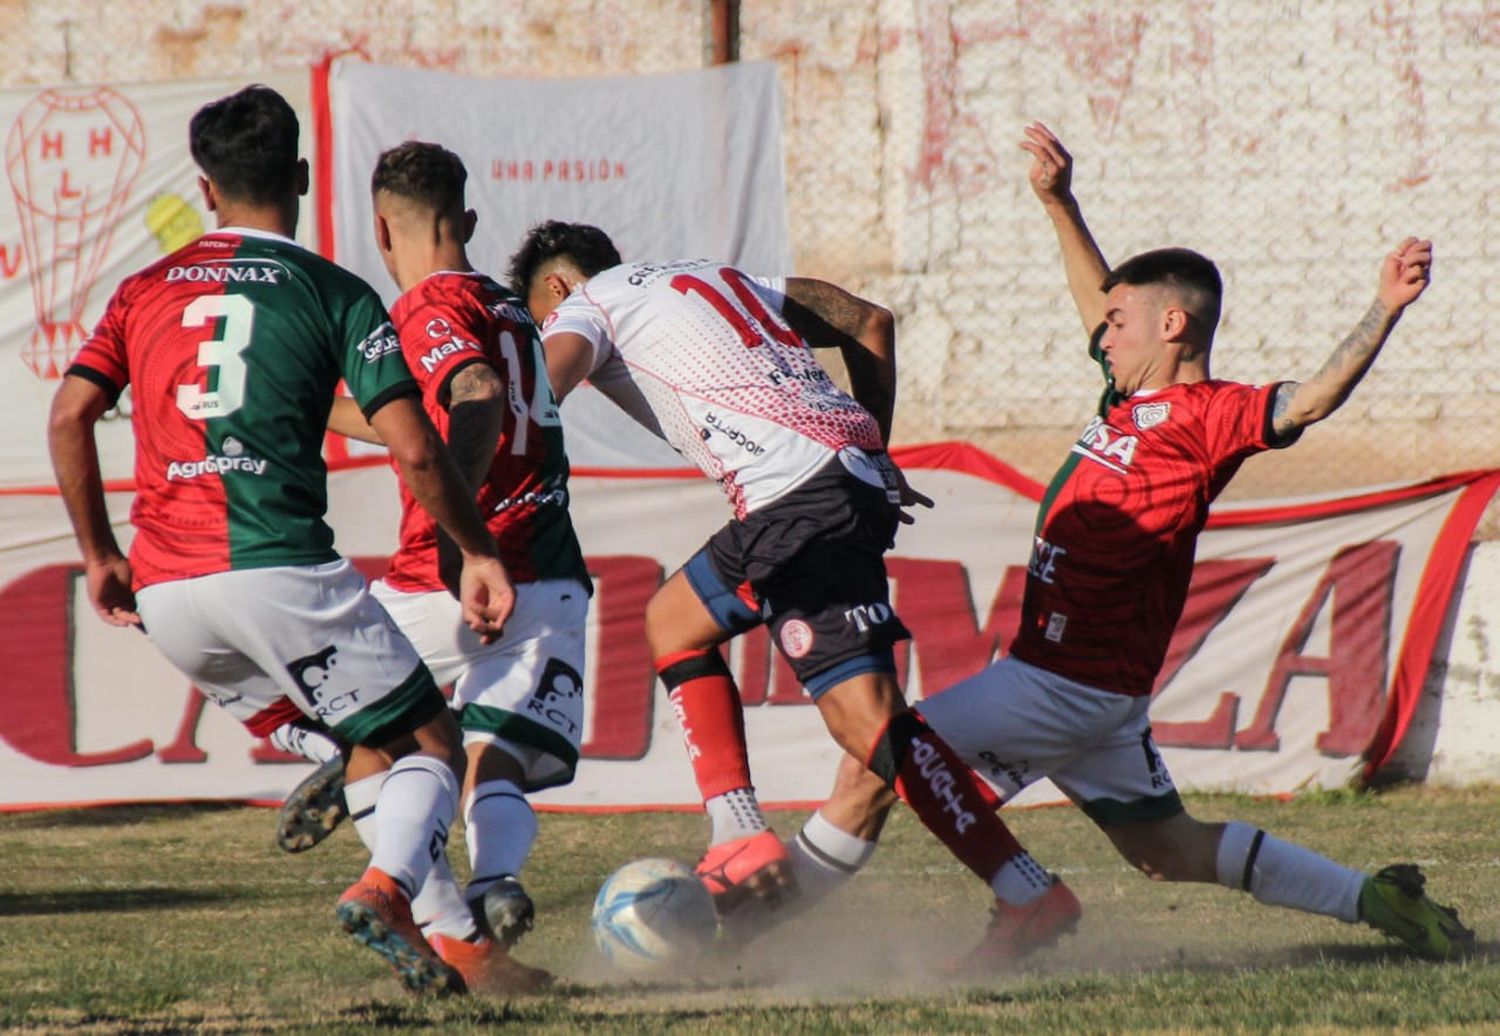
xmin=2 ymin=0 xmax=1498 ymax=499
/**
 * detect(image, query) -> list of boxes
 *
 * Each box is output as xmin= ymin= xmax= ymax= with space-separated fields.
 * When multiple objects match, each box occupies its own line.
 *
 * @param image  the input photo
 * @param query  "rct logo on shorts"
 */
xmin=780 ymin=619 xmax=815 ymax=658
xmin=287 ymin=645 xmax=363 ymax=719
xmin=526 ymin=657 xmax=583 ymax=736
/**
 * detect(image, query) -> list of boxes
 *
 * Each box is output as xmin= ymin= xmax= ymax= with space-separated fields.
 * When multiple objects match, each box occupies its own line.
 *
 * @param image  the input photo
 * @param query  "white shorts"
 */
xmin=916 ymin=655 xmax=1183 ymax=825
xmin=136 ymin=559 xmax=442 ymax=746
xmin=371 ymin=578 xmax=588 ymax=791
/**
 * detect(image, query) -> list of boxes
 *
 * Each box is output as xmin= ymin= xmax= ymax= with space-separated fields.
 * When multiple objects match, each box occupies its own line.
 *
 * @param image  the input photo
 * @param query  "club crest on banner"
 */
xmin=5 ymin=86 xmax=145 ymax=379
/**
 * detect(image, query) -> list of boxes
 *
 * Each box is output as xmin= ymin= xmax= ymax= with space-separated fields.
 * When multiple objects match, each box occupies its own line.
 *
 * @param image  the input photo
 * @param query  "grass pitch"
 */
xmin=2 ymin=786 xmax=1498 ymax=1033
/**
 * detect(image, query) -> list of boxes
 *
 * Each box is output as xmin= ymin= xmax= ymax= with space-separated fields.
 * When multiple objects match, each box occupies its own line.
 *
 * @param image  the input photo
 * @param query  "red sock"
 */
xmin=656 ymin=648 xmax=752 ymax=801
xmin=870 ymin=711 xmax=1020 ymax=886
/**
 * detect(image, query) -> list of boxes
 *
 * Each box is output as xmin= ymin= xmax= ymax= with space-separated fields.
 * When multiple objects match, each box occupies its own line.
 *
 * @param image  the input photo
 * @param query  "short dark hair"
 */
xmin=1102 ymin=247 xmax=1222 ymax=328
xmin=507 ymin=221 xmax=622 ymax=296
xmin=188 ymin=85 xmax=300 ymax=206
xmin=371 ymin=141 xmax=467 ymax=218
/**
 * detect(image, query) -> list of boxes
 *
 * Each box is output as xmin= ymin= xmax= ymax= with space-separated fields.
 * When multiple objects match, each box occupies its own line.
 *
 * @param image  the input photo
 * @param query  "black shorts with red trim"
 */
xmin=682 ymin=450 xmax=912 ymax=697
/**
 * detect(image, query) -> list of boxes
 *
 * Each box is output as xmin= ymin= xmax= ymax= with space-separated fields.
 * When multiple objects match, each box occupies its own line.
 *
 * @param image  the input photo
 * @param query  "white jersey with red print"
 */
xmin=540 ymin=259 xmax=885 ymax=517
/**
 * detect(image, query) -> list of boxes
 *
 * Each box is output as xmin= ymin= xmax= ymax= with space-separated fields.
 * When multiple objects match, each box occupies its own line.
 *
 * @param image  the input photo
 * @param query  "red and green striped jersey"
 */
xmin=380 ymin=271 xmax=589 ymax=594
xmin=69 ymin=228 xmax=415 ymax=589
xmin=1008 ymin=338 xmax=1297 ymax=697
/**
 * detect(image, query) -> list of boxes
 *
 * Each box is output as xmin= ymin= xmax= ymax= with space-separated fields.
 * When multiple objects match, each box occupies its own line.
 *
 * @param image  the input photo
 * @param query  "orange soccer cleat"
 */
xmin=336 ymin=867 xmax=466 ymax=996
xmin=694 ymin=830 xmax=797 ymax=913
xmin=429 ymin=933 xmax=554 ymax=994
xmin=953 ymin=876 xmax=1082 ymax=973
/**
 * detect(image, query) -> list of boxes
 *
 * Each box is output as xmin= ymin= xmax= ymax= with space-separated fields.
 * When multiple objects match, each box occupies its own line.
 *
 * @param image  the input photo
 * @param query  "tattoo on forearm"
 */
xmin=446 ymin=364 xmax=504 ymax=489
xmin=1314 ymin=300 xmax=1389 ymax=384
xmin=1272 ymin=382 xmax=1296 ymax=425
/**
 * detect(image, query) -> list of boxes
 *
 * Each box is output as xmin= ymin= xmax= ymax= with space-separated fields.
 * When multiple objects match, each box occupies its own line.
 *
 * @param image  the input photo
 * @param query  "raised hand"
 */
xmin=1019 ymin=121 xmax=1075 ymax=206
xmin=1379 ymin=236 xmax=1433 ymax=314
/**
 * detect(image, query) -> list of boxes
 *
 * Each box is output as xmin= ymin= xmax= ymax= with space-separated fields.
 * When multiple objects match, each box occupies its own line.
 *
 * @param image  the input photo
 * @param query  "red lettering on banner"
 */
xmin=1151 ymin=557 xmax=1275 ymax=748
xmin=582 ymin=556 xmax=663 ymax=759
xmin=1237 ymin=541 xmax=1398 ymax=754
xmin=58 ymin=170 xmax=81 ymax=199
xmin=89 ymin=127 xmax=112 ymax=156
xmin=41 ymin=130 xmax=62 ymax=159
xmin=889 ymin=559 xmax=1027 ymax=699
xmin=0 ymin=564 xmax=153 ymax=766
xmin=0 ymin=243 xmax=22 ymax=278
xmin=156 ymin=690 xmax=210 ymax=763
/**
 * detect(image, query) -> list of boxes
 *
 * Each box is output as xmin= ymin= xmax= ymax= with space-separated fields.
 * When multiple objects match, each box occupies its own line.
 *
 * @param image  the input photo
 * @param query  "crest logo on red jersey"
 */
xmin=1132 ymin=402 xmax=1171 ymax=430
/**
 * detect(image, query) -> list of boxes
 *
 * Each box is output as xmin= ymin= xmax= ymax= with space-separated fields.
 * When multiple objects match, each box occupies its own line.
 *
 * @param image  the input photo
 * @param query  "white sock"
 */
xmin=1216 ymin=821 xmax=1364 ymax=923
xmin=268 ymin=722 xmax=341 ymax=764
xmin=786 ymin=810 xmax=876 ymax=906
xmin=371 ymin=754 xmax=459 ymax=899
xmin=991 ymin=852 xmax=1052 ymax=906
xmin=463 ymin=779 xmax=537 ymax=899
xmin=344 ymin=772 xmax=384 ymax=853
xmin=413 ymin=853 xmax=480 ymax=941
xmin=706 ymin=787 xmax=768 ymax=846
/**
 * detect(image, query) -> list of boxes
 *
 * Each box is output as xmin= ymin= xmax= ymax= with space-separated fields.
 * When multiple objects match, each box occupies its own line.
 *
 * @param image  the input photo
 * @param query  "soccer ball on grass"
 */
xmin=591 ymin=857 xmax=718 ymax=973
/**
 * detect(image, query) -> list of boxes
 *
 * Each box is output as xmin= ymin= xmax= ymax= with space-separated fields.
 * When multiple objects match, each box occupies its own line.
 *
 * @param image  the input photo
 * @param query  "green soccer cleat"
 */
xmin=1358 ymin=863 xmax=1475 ymax=960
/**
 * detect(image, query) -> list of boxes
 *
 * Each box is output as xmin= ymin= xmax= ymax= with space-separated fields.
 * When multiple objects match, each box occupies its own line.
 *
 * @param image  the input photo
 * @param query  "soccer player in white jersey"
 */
xmin=508 ymin=222 xmax=1070 ymax=965
xmin=49 ymin=86 xmax=515 ymax=995
xmin=767 ymin=123 xmax=1473 ymax=963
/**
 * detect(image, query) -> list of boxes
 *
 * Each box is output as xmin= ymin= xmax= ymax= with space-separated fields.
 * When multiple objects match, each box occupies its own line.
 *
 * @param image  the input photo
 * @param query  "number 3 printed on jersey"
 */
xmin=176 ymin=295 xmax=253 ymax=420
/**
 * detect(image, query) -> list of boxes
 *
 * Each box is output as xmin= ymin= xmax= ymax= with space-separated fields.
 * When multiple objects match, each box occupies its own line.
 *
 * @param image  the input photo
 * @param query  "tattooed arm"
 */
xmin=444 ymin=362 xmax=505 ymax=489
xmin=781 ymin=277 xmax=896 ymax=443
xmin=1270 ymin=237 xmax=1433 ymax=438
xmin=434 ymin=360 xmax=504 ymax=597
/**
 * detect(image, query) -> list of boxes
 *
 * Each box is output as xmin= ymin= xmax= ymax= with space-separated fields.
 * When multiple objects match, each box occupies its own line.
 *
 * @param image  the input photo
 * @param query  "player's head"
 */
xmin=1098 ymin=248 xmax=1221 ymax=392
xmin=508 ymin=221 xmax=622 ymax=322
xmin=189 ymin=85 xmax=307 ymax=220
xmin=369 ymin=141 xmax=476 ymax=287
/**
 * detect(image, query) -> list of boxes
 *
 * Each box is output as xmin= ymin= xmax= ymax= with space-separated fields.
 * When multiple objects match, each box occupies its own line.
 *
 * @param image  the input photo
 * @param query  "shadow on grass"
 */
xmin=0 ymin=886 xmax=241 ymax=917
xmin=1274 ymin=939 xmax=1500 ymax=967
xmin=0 ymin=802 xmax=249 ymax=830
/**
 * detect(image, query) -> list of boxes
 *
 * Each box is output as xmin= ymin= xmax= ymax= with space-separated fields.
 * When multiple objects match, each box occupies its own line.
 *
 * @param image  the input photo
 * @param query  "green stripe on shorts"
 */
xmin=1078 ymin=789 xmax=1186 ymax=827
xmin=458 ymin=702 xmax=580 ymax=787
xmin=330 ymin=664 xmax=447 ymax=746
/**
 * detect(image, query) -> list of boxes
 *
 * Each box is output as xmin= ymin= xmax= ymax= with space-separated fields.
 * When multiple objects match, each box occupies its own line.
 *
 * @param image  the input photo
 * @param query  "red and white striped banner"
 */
xmin=2 ymin=445 xmax=1493 ymax=811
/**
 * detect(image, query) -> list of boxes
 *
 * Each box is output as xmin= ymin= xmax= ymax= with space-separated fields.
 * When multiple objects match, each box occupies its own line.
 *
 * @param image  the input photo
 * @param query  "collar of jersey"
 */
xmin=209 ymin=226 xmax=303 ymax=248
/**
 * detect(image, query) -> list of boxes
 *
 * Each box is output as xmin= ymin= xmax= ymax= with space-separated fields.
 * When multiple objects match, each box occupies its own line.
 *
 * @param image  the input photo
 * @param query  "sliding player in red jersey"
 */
xmin=775 ymin=122 xmax=1473 ymax=964
xmin=318 ymin=141 xmax=590 ymax=994
xmin=48 ymin=86 xmax=514 ymax=995
xmin=508 ymin=222 xmax=1070 ymax=962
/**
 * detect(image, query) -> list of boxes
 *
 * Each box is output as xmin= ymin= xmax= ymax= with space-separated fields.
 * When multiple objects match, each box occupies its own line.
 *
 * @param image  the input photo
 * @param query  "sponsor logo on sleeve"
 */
xmin=418 ymin=335 xmax=481 ymax=373
xmin=358 ymin=322 xmax=402 ymax=363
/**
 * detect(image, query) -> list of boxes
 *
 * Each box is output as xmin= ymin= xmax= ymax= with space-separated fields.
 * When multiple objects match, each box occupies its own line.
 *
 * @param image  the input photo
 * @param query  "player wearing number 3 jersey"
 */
xmin=510 ymin=222 xmax=1062 ymax=956
xmin=49 ymin=86 xmax=513 ymax=995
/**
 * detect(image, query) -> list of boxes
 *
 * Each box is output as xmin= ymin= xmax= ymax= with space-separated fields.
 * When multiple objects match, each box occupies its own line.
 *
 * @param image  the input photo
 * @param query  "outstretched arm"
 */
xmin=1019 ymin=122 xmax=1110 ymax=337
xmin=781 ymin=277 xmax=896 ymax=443
xmin=1271 ymin=237 xmax=1433 ymax=437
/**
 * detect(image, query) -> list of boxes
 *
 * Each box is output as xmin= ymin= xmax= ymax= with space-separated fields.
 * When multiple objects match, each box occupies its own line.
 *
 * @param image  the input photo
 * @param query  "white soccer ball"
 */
xmin=591 ymin=857 xmax=718 ymax=973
